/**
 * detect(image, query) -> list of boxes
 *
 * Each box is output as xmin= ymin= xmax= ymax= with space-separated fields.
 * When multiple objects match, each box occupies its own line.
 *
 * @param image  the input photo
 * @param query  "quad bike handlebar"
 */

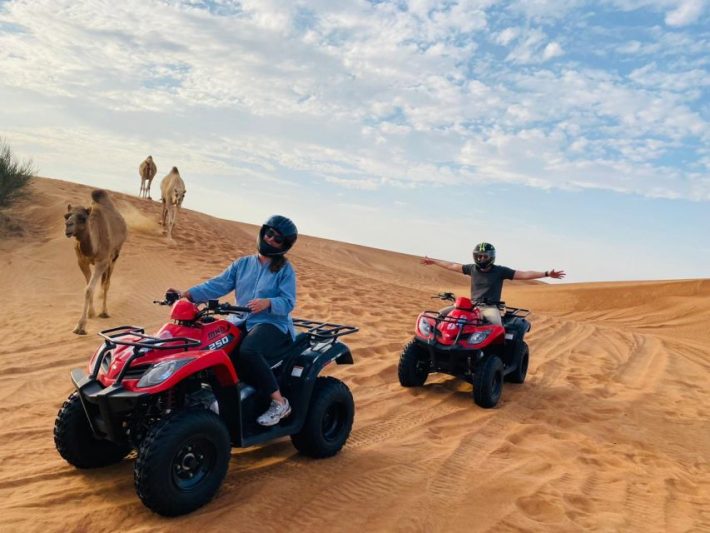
xmin=431 ymin=292 xmax=530 ymax=318
xmin=153 ymin=292 xmax=359 ymax=342
xmin=432 ymin=292 xmax=507 ymax=307
xmin=153 ymin=292 xmax=252 ymax=316
xmin=433 ymin=292 xmax=456 ymax=302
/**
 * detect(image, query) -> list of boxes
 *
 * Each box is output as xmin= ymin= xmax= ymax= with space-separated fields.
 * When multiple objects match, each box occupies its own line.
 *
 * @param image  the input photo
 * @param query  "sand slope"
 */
xmin=0 ymin=178 xmax=707 ymax=532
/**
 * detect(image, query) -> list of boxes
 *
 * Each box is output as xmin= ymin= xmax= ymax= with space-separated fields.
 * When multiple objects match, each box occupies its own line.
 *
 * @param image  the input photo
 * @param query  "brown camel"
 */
xmin=138 ymin=155 xmax=157 ymax=199
xmin=160 ymin=166 xmax=186 ymax=240
xmin=64 ymin=189 xmax=127 ymax=335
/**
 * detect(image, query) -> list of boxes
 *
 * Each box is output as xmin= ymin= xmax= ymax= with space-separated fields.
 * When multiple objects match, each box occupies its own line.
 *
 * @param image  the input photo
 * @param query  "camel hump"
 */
xmin=91 ymin=189 xmax=108 ymax=202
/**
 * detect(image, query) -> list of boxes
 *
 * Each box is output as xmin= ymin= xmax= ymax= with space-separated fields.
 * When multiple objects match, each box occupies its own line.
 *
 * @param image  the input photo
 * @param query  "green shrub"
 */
xmin=0 ymin=138 xmax=35 ymax=208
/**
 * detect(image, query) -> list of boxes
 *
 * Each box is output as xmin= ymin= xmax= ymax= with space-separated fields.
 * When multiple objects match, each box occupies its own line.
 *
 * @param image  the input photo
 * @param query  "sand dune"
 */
xmin=0 ymin=177 xmax=707 ymax=532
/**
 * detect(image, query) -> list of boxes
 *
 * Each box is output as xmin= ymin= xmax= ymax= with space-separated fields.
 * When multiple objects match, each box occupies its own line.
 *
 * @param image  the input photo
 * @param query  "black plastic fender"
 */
xmin=281 ymin=342 xmax=352 ymax=420
xmin=226 ymin=341 xmax=354 ymax=448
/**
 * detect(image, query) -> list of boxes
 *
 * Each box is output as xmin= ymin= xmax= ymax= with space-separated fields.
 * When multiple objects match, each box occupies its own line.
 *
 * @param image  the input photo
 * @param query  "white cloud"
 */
xmin=664 ymin=0 xmax=705 ymax=26
xmin=496 ymin=27 xmax=519 ymax=45
xmin=0 ymin=0 xmax=707 ymax=205
xmin=504 ymin=30 xmax=564 ymax=64
xmin=542 ymin=41 xmax=564 ymax=60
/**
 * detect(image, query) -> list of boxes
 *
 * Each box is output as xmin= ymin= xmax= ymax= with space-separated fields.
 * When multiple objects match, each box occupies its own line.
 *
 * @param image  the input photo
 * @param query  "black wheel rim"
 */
xmin=322 ymin=402 xmax=346 ymax=443
xmin=171 ymin=437 xmax=217 ymax=491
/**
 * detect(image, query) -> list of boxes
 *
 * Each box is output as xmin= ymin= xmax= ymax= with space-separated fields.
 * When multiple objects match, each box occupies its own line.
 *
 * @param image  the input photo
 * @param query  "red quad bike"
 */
xmin=398 ymin=292 xmax=531 ymax=408
xmin=54 ymin=292 xmax=358 ymax=517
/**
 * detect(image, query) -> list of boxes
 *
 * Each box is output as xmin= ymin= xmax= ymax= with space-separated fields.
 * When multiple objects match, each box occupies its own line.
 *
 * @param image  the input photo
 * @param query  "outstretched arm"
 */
xmin=513 ymin=269 xmax=566 ymax=281
xmin=421 ymin=256 xmax=464 ymax=273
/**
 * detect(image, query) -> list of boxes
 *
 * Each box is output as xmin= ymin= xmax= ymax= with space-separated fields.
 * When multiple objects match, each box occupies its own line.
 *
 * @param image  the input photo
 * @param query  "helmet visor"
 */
xmin=473 ymin=252 xmax=492 ymax=263
xmin=264 ymin=227 xmax=285 ymax=245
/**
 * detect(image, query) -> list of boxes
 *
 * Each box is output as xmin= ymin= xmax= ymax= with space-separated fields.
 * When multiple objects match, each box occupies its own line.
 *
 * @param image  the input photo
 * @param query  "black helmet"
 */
xmin=473 ymin=242 xmax=496 ymax=269
xmin=257 ymin=215 xmax=298 ymax=257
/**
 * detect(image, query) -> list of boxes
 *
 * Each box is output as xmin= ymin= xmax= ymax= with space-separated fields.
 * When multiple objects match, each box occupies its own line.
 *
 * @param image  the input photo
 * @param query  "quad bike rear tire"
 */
xmin=398 ymin=340 xmax=430 ymax=387
xmin=473 ymin=355 xmax=504 ymax=408
xmin=134 ymin=408 xmax=231 ymax=516
xmin=291 ymin=377 xmax=354 ymax=458
xmin=54 ymin=392 xmax=131 ymax=468
xmin=505 ymin=341 xmax=529 ymax=384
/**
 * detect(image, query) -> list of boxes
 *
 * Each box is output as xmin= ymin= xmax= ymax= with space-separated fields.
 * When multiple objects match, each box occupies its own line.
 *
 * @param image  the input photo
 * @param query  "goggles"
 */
xmin=264 ymin=227 xmax=285 ymax=245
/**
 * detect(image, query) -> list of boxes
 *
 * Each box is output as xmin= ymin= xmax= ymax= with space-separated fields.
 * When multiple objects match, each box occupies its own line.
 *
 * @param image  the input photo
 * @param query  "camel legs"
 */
xmin=74 ymin=260 xmax=109 ymax=335
xmin=146 ymin=178 xmax=153 ymax=200
xmin=165 ymin=204 xmax=176 ymax=239
xmin=160 ymin=199 xmax=168 ymax=231
xmin=99 ymin=260 xmax=115 ymax=318
xmin=139 ymin=178 xmax=145 ymax=198
xmin=75 ymin=252 xmax=96 ymax=318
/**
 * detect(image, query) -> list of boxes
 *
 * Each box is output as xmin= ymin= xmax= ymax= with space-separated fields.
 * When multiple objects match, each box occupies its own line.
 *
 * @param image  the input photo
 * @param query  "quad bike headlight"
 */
xmin=137 ymin=358 xmax=195 ymax=388
xmin=468 ymin=330 xmax=491 ymax=345
xmin=418 ymin=317 xmax=433 ymax=336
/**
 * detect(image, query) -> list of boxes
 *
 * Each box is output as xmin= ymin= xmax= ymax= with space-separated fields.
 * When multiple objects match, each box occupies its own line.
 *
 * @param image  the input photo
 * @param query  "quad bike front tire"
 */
xmin=398 ymin=340 xmax=430 ymax=387
xmin=291 ymin=376 xmax=354 ymax=458
xmin=54 ymin=392 xmax=131 ymax=468
xmin=473 ymin=355 xmax=504 ymax=408
xmin=505 ymin=341 xmax=529 ymax=384
xmin=134 ymin=408 xmax=231 ymax=517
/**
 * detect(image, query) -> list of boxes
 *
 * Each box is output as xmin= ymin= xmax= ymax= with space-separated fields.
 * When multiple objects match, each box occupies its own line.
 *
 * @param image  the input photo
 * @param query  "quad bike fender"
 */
xmin=123 ymin=349 xmax=237 ymax=394
xmin=289 ymin=341 xmax=354 ymax=382
xmin=281 ymin=342 xmax=353 ymax=418
xmin=226 ymin=342 xmax=354 ymax=448
xmin=504 ymin=318 xmax=531 ymax=342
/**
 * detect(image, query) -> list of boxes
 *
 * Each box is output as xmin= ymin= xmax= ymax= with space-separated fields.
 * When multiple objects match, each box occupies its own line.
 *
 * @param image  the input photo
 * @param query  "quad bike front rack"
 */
xmin=91 ymin=325 xmax=200 ymax=383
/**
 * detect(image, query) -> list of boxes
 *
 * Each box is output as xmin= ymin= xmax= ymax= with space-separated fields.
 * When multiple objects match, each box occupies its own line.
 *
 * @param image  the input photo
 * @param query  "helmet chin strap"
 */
xmin=257 ymin=241 xmax=286 ymax=257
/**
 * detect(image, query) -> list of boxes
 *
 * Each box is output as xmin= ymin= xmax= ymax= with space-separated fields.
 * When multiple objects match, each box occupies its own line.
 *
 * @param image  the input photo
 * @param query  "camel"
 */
xmin=64 ymin=189 xmax=127 ymax=335
xmin=138 ymin=155 xmax=157 ymax=199
xmin=160 ymin=166 xmax=186 ymax=240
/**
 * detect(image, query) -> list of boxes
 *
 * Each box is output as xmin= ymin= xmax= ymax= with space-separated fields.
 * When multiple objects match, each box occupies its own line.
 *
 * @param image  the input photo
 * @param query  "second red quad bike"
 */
xmin=398 ymin=292 xmax=531 ymax=408
xmin=54 ymin=292 xmax=358 ymax=516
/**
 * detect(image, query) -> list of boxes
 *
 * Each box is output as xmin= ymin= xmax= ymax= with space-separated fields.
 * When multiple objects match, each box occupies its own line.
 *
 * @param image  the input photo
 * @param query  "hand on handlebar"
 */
xmin=247 ymin=298 xmax=271 ymax=314
xmin=165 ymin=288 xmax=182 ymax=304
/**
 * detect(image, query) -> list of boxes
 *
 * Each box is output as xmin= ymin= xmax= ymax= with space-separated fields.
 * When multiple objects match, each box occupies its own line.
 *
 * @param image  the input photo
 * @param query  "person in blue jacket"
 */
xmin=173 ymin=215 xmax=298 ymax=427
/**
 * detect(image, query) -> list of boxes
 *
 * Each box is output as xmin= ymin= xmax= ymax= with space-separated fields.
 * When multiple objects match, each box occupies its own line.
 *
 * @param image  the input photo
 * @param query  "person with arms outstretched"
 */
xmin=421 ymin=242 xmax=565 ymax=325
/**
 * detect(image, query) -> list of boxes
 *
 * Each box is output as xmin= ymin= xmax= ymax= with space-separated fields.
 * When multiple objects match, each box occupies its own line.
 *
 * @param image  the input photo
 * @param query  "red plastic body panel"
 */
xmin=414 ymin=305 xmax=505 ymax=349
xmin=170 ymin=300 xmax=200 ymax=321
xmin=93 ymin=318 xmax=244 ymax=391
xmin=454 ymin=296 xmax=473 ymax=309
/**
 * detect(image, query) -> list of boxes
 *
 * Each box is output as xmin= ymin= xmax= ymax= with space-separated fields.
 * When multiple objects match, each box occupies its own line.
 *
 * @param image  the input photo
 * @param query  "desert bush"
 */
xmin=0 ymin=138 xmax=35 ymax=207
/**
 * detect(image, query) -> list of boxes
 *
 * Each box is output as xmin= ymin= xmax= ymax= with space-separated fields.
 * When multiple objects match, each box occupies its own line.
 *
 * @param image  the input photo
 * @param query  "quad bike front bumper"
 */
xmin=71 ymin=368 xmax=149 ymax=444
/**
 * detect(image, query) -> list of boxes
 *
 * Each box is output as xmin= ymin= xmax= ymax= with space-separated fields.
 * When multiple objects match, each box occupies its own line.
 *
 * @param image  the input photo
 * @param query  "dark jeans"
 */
xmin=233 ymin=323 xmax=291 ymax=395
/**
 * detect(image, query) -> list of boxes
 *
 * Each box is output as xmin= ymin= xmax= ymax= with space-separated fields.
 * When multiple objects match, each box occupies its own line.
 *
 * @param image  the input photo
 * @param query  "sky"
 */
xmin=0 ymin=0 xmax=708 ymax=283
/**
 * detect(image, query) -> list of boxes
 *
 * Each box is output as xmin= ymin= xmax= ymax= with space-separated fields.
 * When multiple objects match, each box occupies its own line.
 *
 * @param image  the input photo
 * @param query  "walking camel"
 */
xmin=160 ymin=166 xmax=186 ymax=240
xmin=138 ymin=155 xmax=157 ymax=199
xmin=64 ymin=189 xmax=127 ymax=335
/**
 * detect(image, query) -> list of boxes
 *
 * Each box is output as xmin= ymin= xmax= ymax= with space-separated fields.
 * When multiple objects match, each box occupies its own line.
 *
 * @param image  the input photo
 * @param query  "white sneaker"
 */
xmin=257 ymin=398 xmax=292 ymax=427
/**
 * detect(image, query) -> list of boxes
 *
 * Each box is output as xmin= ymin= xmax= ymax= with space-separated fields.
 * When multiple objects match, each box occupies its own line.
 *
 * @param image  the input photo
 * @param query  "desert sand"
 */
xmin=0 ymin=177 xmax=707 ymax=532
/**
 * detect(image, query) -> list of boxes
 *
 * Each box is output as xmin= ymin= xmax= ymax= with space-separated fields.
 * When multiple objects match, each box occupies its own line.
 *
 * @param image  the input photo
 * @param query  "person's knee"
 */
xmin=238 ymin=346 xmax=260 ymax=364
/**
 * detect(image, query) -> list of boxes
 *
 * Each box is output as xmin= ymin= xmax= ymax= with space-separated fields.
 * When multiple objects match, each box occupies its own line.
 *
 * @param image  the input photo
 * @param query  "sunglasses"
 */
xmin=264 ymin=227 xmax=285 ymax=244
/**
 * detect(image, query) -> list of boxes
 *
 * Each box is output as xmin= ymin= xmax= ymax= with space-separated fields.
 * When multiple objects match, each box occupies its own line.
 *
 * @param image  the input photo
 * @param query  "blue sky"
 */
xmin=0 ymin=0 xmax=708 ymax=282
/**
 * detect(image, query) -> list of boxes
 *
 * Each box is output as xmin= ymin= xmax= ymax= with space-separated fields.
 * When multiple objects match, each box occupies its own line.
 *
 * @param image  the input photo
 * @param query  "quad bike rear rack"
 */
xmin=292 ymin=318 xmax=359 ymax=346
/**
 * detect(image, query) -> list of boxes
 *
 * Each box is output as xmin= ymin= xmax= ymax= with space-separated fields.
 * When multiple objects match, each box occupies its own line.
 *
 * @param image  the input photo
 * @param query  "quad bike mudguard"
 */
xmin=224 ymin=337 xmax=354 ymax=447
